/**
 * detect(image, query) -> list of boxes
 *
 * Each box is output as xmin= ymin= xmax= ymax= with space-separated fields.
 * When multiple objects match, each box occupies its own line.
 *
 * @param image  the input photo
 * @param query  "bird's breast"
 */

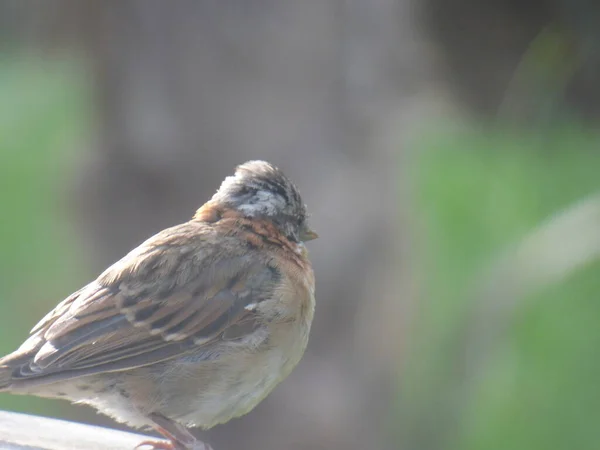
xmin=172 ymin=316 xmax=311 ymax=429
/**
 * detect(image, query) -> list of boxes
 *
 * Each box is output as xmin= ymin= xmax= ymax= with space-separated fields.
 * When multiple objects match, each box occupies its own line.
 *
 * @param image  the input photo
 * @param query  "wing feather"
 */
xmin=1 ymin=221 xmax=279 ymax=385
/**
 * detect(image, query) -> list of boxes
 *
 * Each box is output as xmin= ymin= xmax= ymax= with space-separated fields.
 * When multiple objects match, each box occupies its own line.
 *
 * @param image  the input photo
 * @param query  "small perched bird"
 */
xmin=0 ymin=161 xmax=317 ymax=450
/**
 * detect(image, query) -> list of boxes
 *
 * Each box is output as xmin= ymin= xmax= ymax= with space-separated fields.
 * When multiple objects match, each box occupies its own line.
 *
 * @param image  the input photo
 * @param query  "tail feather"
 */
xmin=0 ymin=334 xmax=46 ymax=391
xmin=0 ymin=365 xmax=12 ymax=391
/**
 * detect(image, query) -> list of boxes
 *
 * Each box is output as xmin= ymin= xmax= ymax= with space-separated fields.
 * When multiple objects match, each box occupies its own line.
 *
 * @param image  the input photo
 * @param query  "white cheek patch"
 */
xmin=236 ymin=190 xmax=286 ymax=216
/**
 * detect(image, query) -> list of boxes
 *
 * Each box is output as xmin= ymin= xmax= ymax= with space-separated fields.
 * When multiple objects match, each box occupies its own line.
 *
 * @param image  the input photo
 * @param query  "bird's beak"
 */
xmin=300 ymin=227 xmax=319 ymax=241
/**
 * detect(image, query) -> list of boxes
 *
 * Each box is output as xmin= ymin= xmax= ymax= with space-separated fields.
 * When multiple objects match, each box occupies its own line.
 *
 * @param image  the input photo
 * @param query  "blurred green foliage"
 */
xmin=400 ymin=126 xmax=600 ymax=450
xmin=2 ymin=50 xmax=600 ymax=450
xmin=0 ymin=55 xmax=90 ymax=416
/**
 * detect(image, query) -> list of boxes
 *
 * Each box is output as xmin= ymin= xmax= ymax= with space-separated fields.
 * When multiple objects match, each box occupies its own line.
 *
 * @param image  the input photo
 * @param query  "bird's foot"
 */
xmin=135 ymin=439 xmax=180 ymax=450
xmin=135 ymin=439 xmax=176 ymax=450
xmin=140 ymin=412 xmax=213 ymax=450
xmin=135 ymin=438 xmax=213 ymax=450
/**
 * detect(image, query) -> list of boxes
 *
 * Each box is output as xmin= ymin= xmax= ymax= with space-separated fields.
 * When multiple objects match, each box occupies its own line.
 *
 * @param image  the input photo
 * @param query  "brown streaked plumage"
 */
xmin=0 ymin=161 xmax=317 ymax=450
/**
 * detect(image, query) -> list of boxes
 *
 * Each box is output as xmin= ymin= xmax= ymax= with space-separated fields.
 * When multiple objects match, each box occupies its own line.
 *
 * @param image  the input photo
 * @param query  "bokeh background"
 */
xmin=1 ymin=2 xmax=600 ymax=449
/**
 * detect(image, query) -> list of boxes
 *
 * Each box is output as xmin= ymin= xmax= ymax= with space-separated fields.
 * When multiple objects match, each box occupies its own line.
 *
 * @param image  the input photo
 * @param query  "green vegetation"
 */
xmin=0 ymin=55 xmax=91 ymax=416
xmin=1 ymin=54 xmax=600 ymax=450
xmin=401 ymin=126 xmax=600 ymax=450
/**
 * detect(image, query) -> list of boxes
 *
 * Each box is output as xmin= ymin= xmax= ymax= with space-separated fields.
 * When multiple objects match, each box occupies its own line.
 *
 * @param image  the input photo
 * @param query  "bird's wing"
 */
xmin=1 ymin=221 xmax=279 ymax=385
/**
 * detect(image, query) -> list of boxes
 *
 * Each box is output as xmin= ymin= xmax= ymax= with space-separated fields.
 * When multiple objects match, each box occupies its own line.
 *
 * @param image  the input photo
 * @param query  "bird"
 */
xmin=0 ymin=160 xmax=318 ymax=450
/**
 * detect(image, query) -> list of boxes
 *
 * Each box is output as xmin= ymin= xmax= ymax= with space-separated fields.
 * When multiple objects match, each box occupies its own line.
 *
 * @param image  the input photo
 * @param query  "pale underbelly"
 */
xmin=165 ymin=346 xmax=301 ymax=428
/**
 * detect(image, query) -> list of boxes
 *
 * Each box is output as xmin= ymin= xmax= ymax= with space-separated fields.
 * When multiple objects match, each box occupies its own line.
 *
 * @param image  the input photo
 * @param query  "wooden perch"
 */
xmin=0 ymin=410 xmax=151 ymax=450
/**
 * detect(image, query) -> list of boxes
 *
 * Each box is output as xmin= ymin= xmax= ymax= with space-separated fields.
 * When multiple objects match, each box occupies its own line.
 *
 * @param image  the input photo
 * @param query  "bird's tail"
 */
xmin=0 ymin=365 xmax=13 ymax=391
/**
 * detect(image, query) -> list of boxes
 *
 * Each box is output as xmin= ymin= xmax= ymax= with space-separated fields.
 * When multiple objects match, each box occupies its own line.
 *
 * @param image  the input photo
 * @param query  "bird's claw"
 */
xmin=135 ymin=439 xmax=213 ymax=450
xmin=135 ymin=439 xmax=176 ymax=450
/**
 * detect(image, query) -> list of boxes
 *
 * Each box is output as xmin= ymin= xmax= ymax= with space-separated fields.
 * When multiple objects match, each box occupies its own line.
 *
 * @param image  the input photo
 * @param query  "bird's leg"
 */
xmin=135 ymin=439 xmax=177 ymax=450
xmin=135 ymin=413 xmax=213 ymax=450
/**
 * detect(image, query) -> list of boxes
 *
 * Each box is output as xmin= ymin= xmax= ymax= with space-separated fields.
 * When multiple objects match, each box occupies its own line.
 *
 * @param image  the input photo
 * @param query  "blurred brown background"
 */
xmin=2 ymin=1 xmax=600 ymax=450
